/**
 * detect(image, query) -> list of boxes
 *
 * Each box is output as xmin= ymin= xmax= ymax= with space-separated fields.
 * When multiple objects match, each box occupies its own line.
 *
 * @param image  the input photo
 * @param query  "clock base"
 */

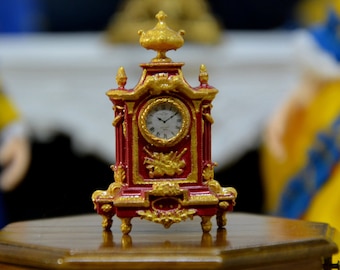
xmin=92 ymin=181 xmax=237 ymax=234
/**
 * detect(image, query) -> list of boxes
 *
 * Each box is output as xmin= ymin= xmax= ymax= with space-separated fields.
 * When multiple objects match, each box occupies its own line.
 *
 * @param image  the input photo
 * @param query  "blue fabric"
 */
xmin=0 ymin=0 xmax=42 ymax=33
xmin=309 ymin=8 xmax=340 ymax=62
xmin=276 ymin=116 xmax=340 ymax=218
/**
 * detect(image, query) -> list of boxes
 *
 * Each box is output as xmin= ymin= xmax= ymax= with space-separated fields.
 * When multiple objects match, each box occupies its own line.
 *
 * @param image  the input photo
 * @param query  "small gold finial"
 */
xmin=116 ymin=66 xmax=127 ymax=89
xmin=138 ymin=10 xmax=185 ymax=63
xmin=199 ymin=64 xmax=209 ymax=86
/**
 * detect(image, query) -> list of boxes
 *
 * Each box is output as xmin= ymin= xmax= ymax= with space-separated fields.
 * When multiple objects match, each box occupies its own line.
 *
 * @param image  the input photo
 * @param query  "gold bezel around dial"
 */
xmin=139 ymin=97 xmax=190 ymax=147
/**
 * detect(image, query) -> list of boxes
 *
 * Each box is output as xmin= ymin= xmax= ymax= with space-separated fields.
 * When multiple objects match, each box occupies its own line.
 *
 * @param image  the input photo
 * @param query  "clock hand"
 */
xmin=157 ymin=117 xmax=166 ymax=123
xmin=164 ymin=112 xmax=178 ymax=123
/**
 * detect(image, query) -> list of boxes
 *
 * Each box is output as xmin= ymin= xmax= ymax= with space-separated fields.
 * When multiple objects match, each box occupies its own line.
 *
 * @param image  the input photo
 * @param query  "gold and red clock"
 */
xmin=92 ymin=10 xmax=237 ymax=234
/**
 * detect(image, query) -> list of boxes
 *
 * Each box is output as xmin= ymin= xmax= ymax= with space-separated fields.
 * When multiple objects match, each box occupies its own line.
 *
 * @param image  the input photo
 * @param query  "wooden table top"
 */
xmin=0 ymin=213 xmax=338 ymax=269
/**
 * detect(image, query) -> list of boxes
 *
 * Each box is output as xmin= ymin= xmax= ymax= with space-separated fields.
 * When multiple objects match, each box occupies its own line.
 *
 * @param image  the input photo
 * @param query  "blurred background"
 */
xmin=0 ymin=0 xmax=334 ymax=225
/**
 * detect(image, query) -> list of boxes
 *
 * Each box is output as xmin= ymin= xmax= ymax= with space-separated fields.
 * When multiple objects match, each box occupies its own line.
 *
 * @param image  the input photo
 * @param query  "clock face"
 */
xmin=139 ymin=97 xmax=190 ymax=147
xmin=146 ymin=102 xmax=182 ymax=139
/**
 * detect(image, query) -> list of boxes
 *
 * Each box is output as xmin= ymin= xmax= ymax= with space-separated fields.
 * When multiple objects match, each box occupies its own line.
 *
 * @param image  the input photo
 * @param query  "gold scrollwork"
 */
xmin=102 ymin=164 xmax=126 ymax=197
xmin=91 ymin=164 xmax=126 ymax=208
xmin=149 ymin=182 xmax=183 ymax=196
xmin=202 ymin=162 xmax=216 ymax=182
xmin=112 ymin=104 xmax=125 ymax=127
xmin=101 ymin=204 xmax=113 ymax=213
xmin=137 ymin=208 xmax=196 ymax=229
xmin=202 ymin=164 xmax=238 ymax=209
xmin=111 ymin=164 xmax=126 ymax=184
xmin=202 ymin=103 xmax=214 ymax=124
xmin=145 ymin=73 xmax=182 ymax=95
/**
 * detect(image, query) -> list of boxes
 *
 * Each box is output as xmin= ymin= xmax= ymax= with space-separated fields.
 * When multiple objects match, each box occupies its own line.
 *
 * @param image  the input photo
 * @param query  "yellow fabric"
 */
xmin=261 ymin=80 xmax=340 ymax=261
xmin=295 ymin=0 xmax=340 ymax=26
xmin=261 ymin=80 xmax=340 ymax=213
xmin=0 ymin=91 xmax=20 ymax=131
xmin=305 ymin=161 xmax=340 ymax=225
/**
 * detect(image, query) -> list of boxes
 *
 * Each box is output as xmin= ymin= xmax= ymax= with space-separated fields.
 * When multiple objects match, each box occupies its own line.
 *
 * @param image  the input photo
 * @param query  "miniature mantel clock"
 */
xmin=92 ymin=10 xmax=237 ymax=234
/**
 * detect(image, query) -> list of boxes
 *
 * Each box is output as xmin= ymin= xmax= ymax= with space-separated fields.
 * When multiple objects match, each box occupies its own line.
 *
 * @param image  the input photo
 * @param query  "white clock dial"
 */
xmin=139 ymin=97 xmax=190 ymax=147
xmin=146 ymin=102 xmax=182 ymax=139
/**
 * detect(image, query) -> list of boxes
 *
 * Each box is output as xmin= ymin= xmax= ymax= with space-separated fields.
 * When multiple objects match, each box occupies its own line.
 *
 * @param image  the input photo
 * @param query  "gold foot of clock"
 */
xmin=92 ymin=10 xmax=237 ymax=234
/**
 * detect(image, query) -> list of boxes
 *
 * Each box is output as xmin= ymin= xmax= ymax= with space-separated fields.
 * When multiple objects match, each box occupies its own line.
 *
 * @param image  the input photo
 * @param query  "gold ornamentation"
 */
xmin=218 ymin=201 xmax=230 ymax=210
xmin=203 ymin=163 xmax=223 ymax=194
xmin=112 ymin=164 xmax=126 ymax=184
xmin=101 ymin=216 xmax=113 ymax=231
xmin=120 ymin=218 xmax=132 ymax=235
xmin=137 ymin=208 xmax=196 ymax=229
xmin=182 ymin=194 xmax=219 ymax=205
xmin=112 ymin=105 xmax=124 ymax=127
xmin=199 ymin=64 xmax=209 ymax=86
xmin=203 ymin=164 xmax=238 ymax=214
xmin=138 ymin=97 xmax=190 ymax=147
xmin=202 ymin=162 xmax=215 ymax=182
xmin=116 ymin=66 xmax=127 ymax=89
xmin=200 ymin=216 xmax=212 ymax=233
xmin=91 ymin=165 xmax=126 ymax=209
xmin=202 ymin=104 xmax=214 ymax=124
xmin=146 ymin=73 xmax=181 ymax=95
xmin=149 ymin=182 xmax=183 ymax=196
xmin=138 ymin=11 xmax=185 ymax=63
xmin=114 ymin=196 xmax=148 ymax=207
xmin=144 ymin=147 xmax=187 ymax=178
xmin=220 ymin=187 xmax=238 ymax=200
xmin=101 ymin=204 xmax=113 ymax=213
xmin=216 ymin=213 xmax=227 ymax=228
xmin=107 ymin=68 xmax=218 ymax=102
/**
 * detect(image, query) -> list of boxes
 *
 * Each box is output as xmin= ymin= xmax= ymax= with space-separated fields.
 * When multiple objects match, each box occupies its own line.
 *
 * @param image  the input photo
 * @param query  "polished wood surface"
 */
xmin=0 ymin=213 xmax=338 ymax=269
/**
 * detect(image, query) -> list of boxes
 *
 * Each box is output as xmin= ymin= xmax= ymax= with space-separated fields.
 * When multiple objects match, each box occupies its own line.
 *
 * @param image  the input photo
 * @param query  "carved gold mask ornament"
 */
xmin=92 ymin=11 xmax=237 ymax=235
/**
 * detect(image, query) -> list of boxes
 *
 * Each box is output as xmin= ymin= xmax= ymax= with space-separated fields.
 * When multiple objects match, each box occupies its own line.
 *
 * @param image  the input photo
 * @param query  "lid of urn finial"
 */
xmin=138 ymin=10 xmax=185 ymax=63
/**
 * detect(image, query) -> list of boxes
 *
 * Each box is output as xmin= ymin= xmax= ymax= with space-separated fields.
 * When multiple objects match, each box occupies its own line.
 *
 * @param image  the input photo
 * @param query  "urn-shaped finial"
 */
xmin=138 ymin=10 xmax=185 ymax=63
